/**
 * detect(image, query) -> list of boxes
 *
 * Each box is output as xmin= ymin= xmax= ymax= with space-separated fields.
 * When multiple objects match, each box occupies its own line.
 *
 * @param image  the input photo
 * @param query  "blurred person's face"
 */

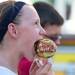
xmin=44 ymin=25 xmax=61 ymax=46
xmin=16 ymin=5 xmax=46 ymax=61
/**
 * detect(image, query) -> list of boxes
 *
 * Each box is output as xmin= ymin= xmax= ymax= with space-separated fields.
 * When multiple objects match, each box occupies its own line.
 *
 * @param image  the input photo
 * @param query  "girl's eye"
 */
xmin=35 ymin=21 xmax=38 ymax=25
xmin=34 ymin=20 xmax=40 ymax=27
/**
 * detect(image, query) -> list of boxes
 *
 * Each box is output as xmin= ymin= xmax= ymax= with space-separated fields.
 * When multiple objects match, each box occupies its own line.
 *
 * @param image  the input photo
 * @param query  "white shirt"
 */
xmin=0 ymin=66 xmax=17 ymax=75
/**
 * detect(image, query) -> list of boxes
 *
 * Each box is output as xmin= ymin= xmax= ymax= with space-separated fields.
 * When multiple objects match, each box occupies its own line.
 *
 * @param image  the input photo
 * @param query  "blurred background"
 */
xmin=0 ymin=0 xmax=75 ymax=75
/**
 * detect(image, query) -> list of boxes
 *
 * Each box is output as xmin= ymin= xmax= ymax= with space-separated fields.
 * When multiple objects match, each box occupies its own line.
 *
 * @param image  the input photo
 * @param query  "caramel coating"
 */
xmin=34 ymin=38 xmax=57 ymax=58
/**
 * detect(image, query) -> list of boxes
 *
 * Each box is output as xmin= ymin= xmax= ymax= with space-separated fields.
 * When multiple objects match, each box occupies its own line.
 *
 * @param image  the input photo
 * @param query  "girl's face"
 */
xmin=16 ymin=5 xmax=46 ymax=61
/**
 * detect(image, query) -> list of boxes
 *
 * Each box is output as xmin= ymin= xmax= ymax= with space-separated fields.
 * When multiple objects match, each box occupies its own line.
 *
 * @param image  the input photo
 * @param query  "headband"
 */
xmin=0 ymin=1 xmax=26 ymax=42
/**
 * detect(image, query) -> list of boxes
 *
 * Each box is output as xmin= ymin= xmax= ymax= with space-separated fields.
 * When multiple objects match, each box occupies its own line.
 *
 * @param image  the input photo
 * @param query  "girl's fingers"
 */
xmin=48 ymin=70 xmax=55 ymax=75
xmin=37 ymin=63 xmax=52 ymax=74
xmin=29 ymin=60 xmax=39 ymax=74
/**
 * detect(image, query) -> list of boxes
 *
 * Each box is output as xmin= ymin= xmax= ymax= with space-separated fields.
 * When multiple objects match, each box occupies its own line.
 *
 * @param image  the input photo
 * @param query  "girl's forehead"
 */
xmin=23 ymin=5 xmax=38 ymax=15
xmin=20 ymin=5 xmax=40 ymax=21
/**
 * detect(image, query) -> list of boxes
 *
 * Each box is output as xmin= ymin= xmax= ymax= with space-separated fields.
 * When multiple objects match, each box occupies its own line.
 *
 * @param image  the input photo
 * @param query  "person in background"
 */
xmin=0 ymin=1 xmax=52 ymax=75
xmin=18 ymin=1 xmax=64 ymax=75
xmin=33 ymin=2 xmax=64 ymax=46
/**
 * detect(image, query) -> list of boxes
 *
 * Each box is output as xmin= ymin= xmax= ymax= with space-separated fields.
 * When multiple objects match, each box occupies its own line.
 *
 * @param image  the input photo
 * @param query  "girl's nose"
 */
xmin=39 ymin=26 xmax=46 ymax=36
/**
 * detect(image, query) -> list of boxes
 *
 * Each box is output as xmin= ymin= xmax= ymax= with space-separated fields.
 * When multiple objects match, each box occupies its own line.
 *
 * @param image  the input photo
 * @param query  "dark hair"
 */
xmin=33 ymin=2 xmax=64 ymax=28
xmin=0 ymin=1 xmax=26 ymax=43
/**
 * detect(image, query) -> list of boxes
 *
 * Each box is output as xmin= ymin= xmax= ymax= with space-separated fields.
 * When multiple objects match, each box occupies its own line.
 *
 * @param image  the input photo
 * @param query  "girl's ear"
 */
xmin=8 ymin=23 xmax=18 ymax=38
